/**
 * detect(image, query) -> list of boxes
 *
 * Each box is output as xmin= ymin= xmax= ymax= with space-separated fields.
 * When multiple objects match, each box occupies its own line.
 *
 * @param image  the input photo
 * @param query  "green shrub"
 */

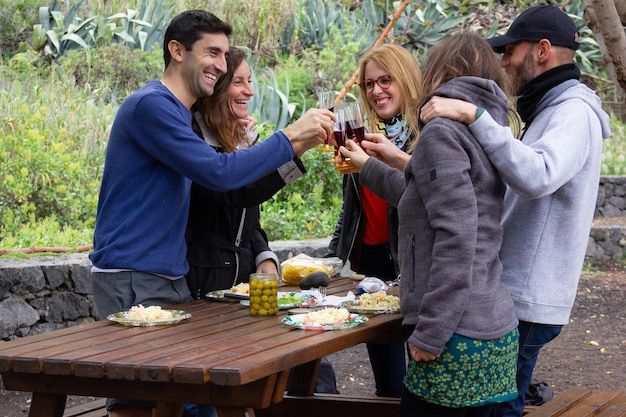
xmin=271 ymin=55 xmax=316 ymax=113
xmin=602 ymin=115 xmax=626 ymax=176
xmin=260 ymin=150 xmax=343 ymax=241
xmin=0 ymin=72 xmax=112 ymax=238
xmin=0 ymin=0 xmax=44 ymax=59
xmin=300 ymin=24 xmax=366 ymax=98
xmin=185 ymin=0 xmax=298 ymax=61
xmin=58 ymin=46 xmax=162 ymax=96
xmin=0 ymin=217 xmax=92 ymax=249
xmin=248 ymin=121 xmax=342 ymax=241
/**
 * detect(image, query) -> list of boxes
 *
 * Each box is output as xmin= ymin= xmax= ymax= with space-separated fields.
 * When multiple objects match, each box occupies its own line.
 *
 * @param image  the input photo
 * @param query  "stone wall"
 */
xmin=0 ymin=177 xmax=624 ymax=341
xmin=0 ymin=254 xmax=95 ymax=341
xmin=595 ymin=176 xmax=626 ymax=217
xmin=588 ymin=176 xmax=626 ymax=262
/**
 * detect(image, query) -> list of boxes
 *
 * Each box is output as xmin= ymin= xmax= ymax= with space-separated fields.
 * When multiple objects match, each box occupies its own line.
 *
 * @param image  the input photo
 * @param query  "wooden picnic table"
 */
xmin=0 ymin=277 xmax=404 ymax=417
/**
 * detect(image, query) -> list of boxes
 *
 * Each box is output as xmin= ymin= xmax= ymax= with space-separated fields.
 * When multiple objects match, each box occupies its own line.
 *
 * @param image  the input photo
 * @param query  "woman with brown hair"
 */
xmin=339 ymin=32 xmax=519 ymax=416
xmin=185 ymin=47 xmax=294 ymax=301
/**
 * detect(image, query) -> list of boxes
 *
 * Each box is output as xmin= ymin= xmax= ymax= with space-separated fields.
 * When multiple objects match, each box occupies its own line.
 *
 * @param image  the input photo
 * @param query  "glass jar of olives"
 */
xmin=249 ymin=273 xmax=278 ymax=316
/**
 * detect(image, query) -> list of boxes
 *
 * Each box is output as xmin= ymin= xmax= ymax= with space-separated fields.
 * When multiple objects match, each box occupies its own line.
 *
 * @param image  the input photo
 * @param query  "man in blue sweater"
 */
xmin=89 ymin=10 xmax=334 ymax=417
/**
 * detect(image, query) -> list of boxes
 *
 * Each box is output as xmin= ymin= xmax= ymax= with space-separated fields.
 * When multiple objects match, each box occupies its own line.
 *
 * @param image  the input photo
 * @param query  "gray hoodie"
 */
xmin=469 ymin=79 xmax=611 ymax=325
xmin=360 ymin=77 xmax=519 ymax=355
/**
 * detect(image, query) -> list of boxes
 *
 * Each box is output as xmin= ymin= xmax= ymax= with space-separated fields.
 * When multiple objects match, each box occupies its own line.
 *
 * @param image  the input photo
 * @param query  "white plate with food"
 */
xmin=339 ymin=300 xmax=400 ymax=315
xmin=281 ymin=307 xmax=368 ymax=331
xmin=277 ymin=292 xmax=317 ymax=309
xmin=206 ymin=282 xmax=250 ymax=301
xmin=340 ymin=291 xmax=400 ymax=314
xmin=107 ymin=305 xmax=191 ymax=327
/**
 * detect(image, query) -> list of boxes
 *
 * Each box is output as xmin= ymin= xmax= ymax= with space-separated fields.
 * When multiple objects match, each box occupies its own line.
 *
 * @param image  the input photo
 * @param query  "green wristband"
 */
xmin=474 ymin=107 xmax=485 ymax=122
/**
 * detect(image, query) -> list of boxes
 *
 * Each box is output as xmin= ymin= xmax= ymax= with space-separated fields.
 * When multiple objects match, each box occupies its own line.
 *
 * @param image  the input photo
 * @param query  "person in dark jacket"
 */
xmin=185 ymin=47 xmax=306 ymax=299
xmin=339 ymin=32 xmax=519 ymax=417
xmin=184 ymin=48 xmax=337 ymax=417
xmin=326 ymin=44 xmax=423 ymax=398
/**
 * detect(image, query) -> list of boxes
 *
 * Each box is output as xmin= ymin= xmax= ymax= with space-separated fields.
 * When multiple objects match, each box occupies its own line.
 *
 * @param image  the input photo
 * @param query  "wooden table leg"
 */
xmin=153 ymin=401 xmax=184 ymax=417
xmin=28 ymin=392 xmax=66 ymax=417
xmin=287 ymin=359 xmax=321 ymax=396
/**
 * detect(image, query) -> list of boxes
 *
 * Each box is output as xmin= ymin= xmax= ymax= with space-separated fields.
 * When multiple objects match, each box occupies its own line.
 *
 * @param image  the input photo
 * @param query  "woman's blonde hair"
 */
xmin=193 ymin=47 xmax=249 ymax=152
xmin=357 ymin=44 xmax=423 ymax=145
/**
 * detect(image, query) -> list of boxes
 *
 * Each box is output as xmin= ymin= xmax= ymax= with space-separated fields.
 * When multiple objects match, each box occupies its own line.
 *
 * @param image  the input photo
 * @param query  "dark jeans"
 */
xmin=400 ymin=387 xmax=494 ymax=417
xmin=493 ymin=321 xmax=563 ymax=417
xmin=366 ymin=342 xmax=407 ymax=397
xmin=359 ymin=243 xmax=406 ymax=398
xmin=182 ymin=404 xmax=217 ymax=417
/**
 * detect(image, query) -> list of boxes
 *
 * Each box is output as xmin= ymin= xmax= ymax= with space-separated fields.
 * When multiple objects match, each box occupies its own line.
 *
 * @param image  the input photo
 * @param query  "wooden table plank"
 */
xmin=3 ymin=300 xmax=220 ymax=375
xmin=73 ymin=305 xmax=253 ymax=379
xmin=136 ymin=318 xmax=295 ymax=383
xmin=31 ymin=302 xmax=240 ymax=377
xmin=209 ymin=313 xmax=401 ymax=386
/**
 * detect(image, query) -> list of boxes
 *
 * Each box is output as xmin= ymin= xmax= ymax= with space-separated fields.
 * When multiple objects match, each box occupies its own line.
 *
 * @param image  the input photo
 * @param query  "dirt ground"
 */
xmin=1 ymin=261 xmax=624 ymax=415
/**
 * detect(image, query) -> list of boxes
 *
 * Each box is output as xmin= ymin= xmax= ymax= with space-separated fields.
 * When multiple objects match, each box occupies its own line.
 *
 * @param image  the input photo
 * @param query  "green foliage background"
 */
xmin=0 ymin=0 xmax=624 ymax=250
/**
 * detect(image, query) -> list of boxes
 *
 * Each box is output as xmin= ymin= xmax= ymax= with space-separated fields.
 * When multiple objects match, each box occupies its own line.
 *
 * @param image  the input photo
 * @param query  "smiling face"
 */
xmin=181 ymin=31 xmax=230 ymax=100
xmin=363 ymin=60 xmax=404 ymax=121
xmin=227 ymin=60 xmax=254 ymax=120
xmin=501 ymin=41 xmax=539 ymax=96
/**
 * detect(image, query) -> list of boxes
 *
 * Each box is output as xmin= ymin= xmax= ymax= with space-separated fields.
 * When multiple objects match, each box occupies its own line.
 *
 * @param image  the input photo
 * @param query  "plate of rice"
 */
xmin=340 ymin=291 xmax=400 ymax=314
xmin=107 ymin=304 xmax=191 ymax=327
xmin=281 ymin=307 xmax=367 ymax=330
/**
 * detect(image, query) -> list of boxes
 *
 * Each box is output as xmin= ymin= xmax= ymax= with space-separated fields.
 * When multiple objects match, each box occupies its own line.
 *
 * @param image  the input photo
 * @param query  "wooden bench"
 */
xmin=64 ymin=388 xmax=625 ymax=417
xmin=524 ymin=388 xmax=625 ymax=416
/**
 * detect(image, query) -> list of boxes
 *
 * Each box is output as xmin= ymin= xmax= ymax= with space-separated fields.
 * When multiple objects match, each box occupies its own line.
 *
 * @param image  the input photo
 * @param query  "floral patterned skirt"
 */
xmin=404 ymin=329 xmax=519 ymax=408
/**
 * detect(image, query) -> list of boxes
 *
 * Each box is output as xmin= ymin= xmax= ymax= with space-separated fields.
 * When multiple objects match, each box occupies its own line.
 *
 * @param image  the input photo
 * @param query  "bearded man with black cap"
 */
xmin=420 ymin=5 xmax=611 ymax=417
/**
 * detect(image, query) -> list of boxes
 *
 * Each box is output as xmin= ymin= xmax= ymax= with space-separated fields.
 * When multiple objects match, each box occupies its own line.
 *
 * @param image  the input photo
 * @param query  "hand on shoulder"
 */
xmin=420 ymin=96 xmax=478 ymax=125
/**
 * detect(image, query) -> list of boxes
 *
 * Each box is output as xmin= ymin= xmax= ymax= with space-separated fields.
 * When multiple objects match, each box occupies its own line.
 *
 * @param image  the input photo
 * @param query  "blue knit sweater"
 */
xmin=90 ymin=80 xmax=295 ymax=277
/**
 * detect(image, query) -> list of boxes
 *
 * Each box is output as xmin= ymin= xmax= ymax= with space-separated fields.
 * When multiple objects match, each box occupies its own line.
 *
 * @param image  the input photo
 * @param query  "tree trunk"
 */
xmin=583 ymin=0 xmax=626 ymax=120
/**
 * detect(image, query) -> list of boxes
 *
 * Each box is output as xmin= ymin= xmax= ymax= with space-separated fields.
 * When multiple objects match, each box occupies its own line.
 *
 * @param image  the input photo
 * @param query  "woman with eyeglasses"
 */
xmin=326 ymin=43 xmax=423 ymax=398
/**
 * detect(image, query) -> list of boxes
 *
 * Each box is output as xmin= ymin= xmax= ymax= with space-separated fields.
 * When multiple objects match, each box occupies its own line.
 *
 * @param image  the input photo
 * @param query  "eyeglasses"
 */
xmin=362 ymin=75 xmax=393 ymax=93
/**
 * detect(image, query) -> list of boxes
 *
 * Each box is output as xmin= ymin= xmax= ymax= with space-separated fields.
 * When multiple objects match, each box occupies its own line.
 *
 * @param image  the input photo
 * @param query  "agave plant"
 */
xmin=32 ymin=0 xmax=175 ymax=59
xmin=249 ymin=68 xmax=301 ymax=131
xmin=395 ymin=0 xmax=466 ymax=56
xmin=33 ymin=0 xmax=97 ymax=58
xmin=107 ymin=0 xmax=175 ymax=51
xmin=283 ymin=0 xmax=381 ymax=54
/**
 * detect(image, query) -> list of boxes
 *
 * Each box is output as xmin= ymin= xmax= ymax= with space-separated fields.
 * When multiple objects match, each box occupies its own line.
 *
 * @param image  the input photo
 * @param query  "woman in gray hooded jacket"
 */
xmin=339 ymin=32 xmax=519 ymax=416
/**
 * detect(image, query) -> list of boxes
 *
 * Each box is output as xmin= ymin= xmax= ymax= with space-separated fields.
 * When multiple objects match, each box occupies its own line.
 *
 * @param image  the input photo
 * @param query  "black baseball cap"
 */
xmin=487 ymin=5 xmax=579 ymax=53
